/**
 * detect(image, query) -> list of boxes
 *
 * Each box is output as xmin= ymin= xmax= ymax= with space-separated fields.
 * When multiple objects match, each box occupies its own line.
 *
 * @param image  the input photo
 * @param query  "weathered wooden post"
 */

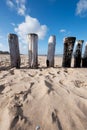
xmin=8 ymin=33 xmax=20 ymax=68
xmin=46 ymin=35 xmax=56 ymax=67
xmin=82 ymin=42 xmax=87 ymax=67
xmin=62 ymin=37 xmax=76 ymax=67
xmin=27 ymin=33 xmax=38 ymax=68
xmin=74 ymin=40 xmax=84 ymax=67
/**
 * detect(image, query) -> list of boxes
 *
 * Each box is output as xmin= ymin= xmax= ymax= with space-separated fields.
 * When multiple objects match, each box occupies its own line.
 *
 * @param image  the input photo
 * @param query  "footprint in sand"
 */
xmin=59 ymin=80 xmax=64 ymax=85
xmin=28 ymin=73 xmax=34 ymax=77
xmin=45 ymin=80 xmax=54 ymax=94
xmin=49 ymin=72 xmax=56 ymax=78
xmin=51 ymin=109 xmax=63 ymax=130
xmin=49 ymin=72 xmax=55 ymax=76
xmin=64 ymin=69 xmax=68 ymax=74
xmin=28 ymin=71 xmax=38 ymax=77
xmin=0 ymin=84 xmax=5 ymax=93
xmin=45 ymin=75 xmax=53 ymax=83
xmin=3 ymin=99 xmax=30 ymax=130
xmin=14 ymin=82 xmax=34 ymax=101
xmin=57 ymin=71 xmax=60 ymax=74
xmin=74 ymin=80 xmax=84 ymax=88
xmin=9 ymin=69 xmax=15 ymax=75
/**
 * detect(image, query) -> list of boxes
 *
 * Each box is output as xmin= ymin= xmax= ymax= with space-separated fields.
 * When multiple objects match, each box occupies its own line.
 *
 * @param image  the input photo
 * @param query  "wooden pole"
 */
xmin=27 ymin=33 xmax=38 ymax=68
xmin=62 ymin=37 xmax=76 ymax=67
xmin=74 ymin=40 xmax=84 ymax=68
xmin=82 ymin=42 xmax=87 ymax=67
xmin=8 ymin=34 xmax=20 ymax=68
xmin=46 ymin=35 xmax=56 ymax=67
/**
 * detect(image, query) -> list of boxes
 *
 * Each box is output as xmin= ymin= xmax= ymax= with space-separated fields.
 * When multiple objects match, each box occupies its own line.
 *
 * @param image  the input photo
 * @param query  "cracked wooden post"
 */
xmin=82 ymin=42 xmax=87 ymax=67
xmin=46 ymin=35 xmax=56 ymax=67
xmin=62 ymin=37 xmax=76 ymax=67
xmin=74 ymin=40 xmax=84 ymax=68
xmin=27 ymin=33 xmax=38 ymax=68
xmin=8 ymin=34 xmax=20 ymax=68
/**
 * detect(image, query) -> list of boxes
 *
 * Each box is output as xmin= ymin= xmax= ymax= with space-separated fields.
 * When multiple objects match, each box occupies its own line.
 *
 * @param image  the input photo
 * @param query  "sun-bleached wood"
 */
xmin=74 ymin=40 xmax=84 ymax=67
xmin=8 ymin=34 xmax=20 ymax=68
xmin=46 ymin=35 xmax=56 ymax=67
xmin=62 ymin=37 xmax=76 ymax=67
xmin=27 ymin=33 xmax=38 ymax=68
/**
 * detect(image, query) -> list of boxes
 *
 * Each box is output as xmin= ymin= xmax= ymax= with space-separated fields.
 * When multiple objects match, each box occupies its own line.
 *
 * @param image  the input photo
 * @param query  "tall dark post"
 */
xmin=27 ymin=33 xmax=38 ymax=68
xmin=62 ymin=37 xmax=76 ymax=67
xmin=74 ymin=40 xmax=84 ymax=68
xmin=8 ymin=34 xmax=21 ymax=68
xmin=82 ymin=43 xmax=87 ymax=67
xmin=46 ymin=35 xmax=56 ymax=67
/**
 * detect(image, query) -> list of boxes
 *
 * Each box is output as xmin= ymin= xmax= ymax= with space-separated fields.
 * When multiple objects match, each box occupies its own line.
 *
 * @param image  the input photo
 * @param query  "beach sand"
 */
xmin=0 ymin=54 xmax=87 ymax=130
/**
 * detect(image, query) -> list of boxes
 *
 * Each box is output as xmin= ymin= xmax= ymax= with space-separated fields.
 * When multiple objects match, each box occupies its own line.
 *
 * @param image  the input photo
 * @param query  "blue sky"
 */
xmin=0 ymin=0 xmax=87 ymax=54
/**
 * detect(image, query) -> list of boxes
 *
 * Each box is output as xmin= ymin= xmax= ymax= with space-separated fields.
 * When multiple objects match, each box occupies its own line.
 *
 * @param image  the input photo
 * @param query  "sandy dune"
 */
xmin=0 ymin=55 xmax=87 ymax=130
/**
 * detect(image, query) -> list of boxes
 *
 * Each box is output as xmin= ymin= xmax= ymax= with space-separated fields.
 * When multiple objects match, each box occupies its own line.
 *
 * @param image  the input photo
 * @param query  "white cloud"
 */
xmin=14 ymin=15 xmax=48 ymax=42
xmin=16 ymin=0 xmax=26 ymax=16
xmin=6 ymin=0 xmax=26 ymax=16
xmin=76 ymin=0 xmax=87 ymax=16
xmin=59 ymin=29 xmax=66 ymax=33
xmin=6 ymin=0 xmax=14 ymax=8
xmin=17 ymin=5 xmax=26 ymax=16
xmin=11 ymin=22 xmax=15 ymax=26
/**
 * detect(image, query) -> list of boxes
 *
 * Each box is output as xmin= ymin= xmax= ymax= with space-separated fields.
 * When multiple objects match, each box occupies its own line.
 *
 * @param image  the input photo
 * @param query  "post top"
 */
xmin=63 ymin=37 xmax=76 ymax=43
xmin=48 ymin=35 xmax=56 ymax=44
xmin=76 ymin=40 xmax=84 ymax=44
xmin=8 ymin=34 xmax=18 ymax=40
xmin=28 ymin=33 xmax=38 ymax=37
xmin=8 ymin=33 xmax=17 ymax=37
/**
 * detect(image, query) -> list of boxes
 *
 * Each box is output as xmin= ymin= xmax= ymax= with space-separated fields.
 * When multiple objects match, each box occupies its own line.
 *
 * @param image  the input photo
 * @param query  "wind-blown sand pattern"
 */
xmin=0 ymin=55 xmax=87 ymax=130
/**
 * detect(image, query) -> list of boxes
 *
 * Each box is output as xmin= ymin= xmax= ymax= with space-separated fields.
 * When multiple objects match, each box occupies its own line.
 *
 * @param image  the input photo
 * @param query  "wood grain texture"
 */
xmin=27 ymin=33 xmax=38 ymax=68
xmin=47 ymin=35 xmax=56 ymax=67
xmin=74 ymin=40 xmax=84 ymax=68
xmin=8 ymin=34 xmax=20 ymax=68
xmin=62 ymin=37 xmax=76 ymax=67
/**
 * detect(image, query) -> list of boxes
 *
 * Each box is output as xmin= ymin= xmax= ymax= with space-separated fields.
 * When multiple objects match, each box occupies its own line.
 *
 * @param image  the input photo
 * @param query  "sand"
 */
xmin=0 ymin=54 xmax=87 ymax=130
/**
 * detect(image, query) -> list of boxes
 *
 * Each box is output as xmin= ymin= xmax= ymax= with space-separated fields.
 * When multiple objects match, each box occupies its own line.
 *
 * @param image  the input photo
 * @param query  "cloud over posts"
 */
xmin=7 ymin=0 xmax=48 ymax=40
xmin=76 ymin=0 xmax=87 ymax=17
xmin=6 ymin=0 xmax=48 ymax=53
xmin=14 ymin=15 xmax=48 ymax=42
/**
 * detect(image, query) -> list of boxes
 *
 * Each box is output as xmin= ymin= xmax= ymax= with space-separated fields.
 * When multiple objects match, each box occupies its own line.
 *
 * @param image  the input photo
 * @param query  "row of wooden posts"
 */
xmin=8 ymin=33 xmax=87 ymax=68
